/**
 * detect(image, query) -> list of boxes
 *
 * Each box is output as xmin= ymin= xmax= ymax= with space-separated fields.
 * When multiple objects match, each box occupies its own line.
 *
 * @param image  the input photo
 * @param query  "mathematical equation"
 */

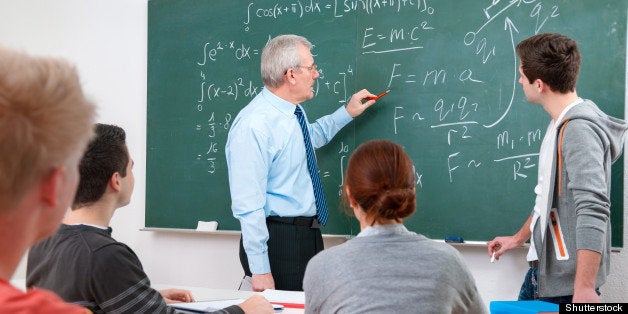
xmin=243 ymin=0 xmax=435 ymax=31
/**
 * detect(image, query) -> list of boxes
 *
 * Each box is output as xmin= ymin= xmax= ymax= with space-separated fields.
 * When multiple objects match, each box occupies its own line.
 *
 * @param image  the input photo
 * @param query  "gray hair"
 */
xmin=261 ymin=34 xmax=312 ymax=88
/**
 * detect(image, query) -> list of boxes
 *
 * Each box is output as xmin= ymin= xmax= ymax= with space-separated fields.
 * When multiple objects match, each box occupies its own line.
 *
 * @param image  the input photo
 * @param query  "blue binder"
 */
xmin=490 ymin=300 xmax=558 ymax=314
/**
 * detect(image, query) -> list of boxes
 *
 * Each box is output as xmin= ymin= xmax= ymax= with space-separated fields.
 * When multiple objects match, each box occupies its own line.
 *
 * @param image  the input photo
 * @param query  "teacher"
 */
xmin=225 ymin=34 xmax=377 ymax=291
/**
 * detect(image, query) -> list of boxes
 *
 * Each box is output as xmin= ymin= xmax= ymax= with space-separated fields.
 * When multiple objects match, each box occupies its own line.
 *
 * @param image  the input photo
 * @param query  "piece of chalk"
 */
xmin=491 ymin=252 xmax=496 ymax=263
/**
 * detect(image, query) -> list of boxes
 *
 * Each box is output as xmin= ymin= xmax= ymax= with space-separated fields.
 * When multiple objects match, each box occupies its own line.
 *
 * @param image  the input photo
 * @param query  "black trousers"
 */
xmin=239 ymin=217 xmax=324 ymax=291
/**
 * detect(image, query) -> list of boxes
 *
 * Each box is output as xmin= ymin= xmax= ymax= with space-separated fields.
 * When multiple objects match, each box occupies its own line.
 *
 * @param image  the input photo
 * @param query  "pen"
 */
xmin=368 ymin=90 xmax=390 ymax=101
xmin=271 ymin=304 xmax=285 ymax=311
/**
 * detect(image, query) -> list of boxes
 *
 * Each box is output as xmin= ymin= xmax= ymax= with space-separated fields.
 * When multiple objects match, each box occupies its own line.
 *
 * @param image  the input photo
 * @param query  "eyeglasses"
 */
xmin=297 ymin=63 xmax=318 ymax=72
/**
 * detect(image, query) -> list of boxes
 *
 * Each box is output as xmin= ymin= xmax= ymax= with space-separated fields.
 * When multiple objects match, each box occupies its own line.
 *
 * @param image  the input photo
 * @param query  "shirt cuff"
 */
xmin=248 ymin=252 xmax=271 ymax=274
xmin=576 ymin=221 xmax=607 ymax=253
xmin=334 ymin=105 xmax=353 ymax=124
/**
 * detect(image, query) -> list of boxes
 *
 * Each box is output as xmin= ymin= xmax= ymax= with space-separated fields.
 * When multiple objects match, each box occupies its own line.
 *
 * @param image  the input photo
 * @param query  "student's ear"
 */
xmin=346 ymin=186 xmax=367 ymax=220
xmin=534 ymin=78 xmax=545 ymax=92
xmin=41 ymin=166 xmax=65 ymax=208
xmin=109 ymin=172 xmax=122 ymax=192
xmin=345 ymin=186 xmax=358 ymax=209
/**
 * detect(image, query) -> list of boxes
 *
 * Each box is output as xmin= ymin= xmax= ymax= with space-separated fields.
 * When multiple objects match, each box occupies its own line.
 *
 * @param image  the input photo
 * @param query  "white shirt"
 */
xmin=527 ymin=98 xmax=583 ymax=261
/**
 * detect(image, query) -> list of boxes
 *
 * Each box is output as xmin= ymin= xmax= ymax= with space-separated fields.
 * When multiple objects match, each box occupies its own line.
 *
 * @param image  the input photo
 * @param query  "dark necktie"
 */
xmin=294 ymin=106 xmax=329 ymax=226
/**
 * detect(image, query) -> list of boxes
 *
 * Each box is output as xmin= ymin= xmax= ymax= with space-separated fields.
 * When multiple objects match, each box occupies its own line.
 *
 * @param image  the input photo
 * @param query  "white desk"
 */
xmin=153 ymin=284 xmax=305 ymax=314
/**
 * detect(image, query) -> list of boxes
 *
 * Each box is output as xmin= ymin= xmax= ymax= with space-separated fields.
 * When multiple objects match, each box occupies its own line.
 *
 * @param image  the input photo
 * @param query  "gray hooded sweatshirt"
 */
xmin=533 ymin=99 xmax=627 ymax=297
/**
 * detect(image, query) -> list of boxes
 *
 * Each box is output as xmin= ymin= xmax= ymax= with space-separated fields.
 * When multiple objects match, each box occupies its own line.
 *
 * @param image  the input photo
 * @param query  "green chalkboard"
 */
xmin=147 ymin=0 xmax=626 ymax=247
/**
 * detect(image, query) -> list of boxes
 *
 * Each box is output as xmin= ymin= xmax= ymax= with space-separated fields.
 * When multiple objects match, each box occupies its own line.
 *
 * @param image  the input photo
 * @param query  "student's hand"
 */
xmin=251 ymin=273 xmax=275 ymax=292
xmin=238 ymin=294 xmax=274 ymax=314
xmin=345 ymin=89 xmax=377 ymax=117
xmin=573 ymin=249 xmax=602 ymax=303
xmin=487 ymin=236 xmax=523 ymax=261
xmin=573 ymin=288 xmax=601 ymax=303
xmin=159 ymin=288 xmax=195 ymax=303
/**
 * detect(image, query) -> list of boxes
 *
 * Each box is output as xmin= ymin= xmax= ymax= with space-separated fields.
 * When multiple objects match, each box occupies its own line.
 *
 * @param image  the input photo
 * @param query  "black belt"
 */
xmin=529 ymin=260 xmax=539 ymax=268
xmin=266 ymin=216 xmax=320 ymax=229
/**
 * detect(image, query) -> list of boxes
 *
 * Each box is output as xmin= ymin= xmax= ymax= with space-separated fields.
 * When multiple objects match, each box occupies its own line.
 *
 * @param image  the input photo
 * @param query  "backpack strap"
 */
xmin=549 ymin=119 xmax=572 ymax=261
xmin=556 ymin=119 xmax=571 ymax=196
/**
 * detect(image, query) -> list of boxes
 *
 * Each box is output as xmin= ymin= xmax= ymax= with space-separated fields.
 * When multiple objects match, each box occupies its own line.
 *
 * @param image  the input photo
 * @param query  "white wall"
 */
xmin=2 ymin=0 xmax=626 ymax=306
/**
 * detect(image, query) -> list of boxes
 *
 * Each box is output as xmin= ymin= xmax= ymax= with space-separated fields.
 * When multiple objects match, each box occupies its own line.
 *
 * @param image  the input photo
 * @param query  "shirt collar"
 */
xmin=357 ymin=223 xmax=411 ymax=237
xmin=555 ymin=97 xmax=583 ymax=127
xmin=69 ymin=223 xmax=108 ymax=230
xmin=65 ymin=223 xmax=113 ymax=235
xmin=262 ymin=87 xmax=299 ymax=117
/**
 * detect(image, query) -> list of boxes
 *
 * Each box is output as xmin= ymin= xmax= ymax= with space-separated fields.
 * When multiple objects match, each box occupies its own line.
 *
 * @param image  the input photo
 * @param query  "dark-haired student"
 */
xmin=487 ymin=33 xmax=627 ymax=303
xmin=0 ymin=46 xmax=96 ymax=313
xmin=27 ymin=124 xmax=273 ymax=314
xmin=303 ymin=140 xmax=487 ymax=314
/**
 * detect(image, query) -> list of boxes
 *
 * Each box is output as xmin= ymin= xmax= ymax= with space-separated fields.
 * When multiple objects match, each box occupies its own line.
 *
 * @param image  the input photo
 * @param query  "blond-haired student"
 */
xmin=0 ymin=46 xmax=96 ymax=313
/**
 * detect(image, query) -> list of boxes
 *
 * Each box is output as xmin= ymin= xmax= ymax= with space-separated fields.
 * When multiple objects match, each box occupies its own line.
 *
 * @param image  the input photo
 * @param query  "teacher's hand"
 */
xmin=252 ymin=273 xmax=275 ymax=292
xmin=345 ymin=89 xmax=377 ymax=117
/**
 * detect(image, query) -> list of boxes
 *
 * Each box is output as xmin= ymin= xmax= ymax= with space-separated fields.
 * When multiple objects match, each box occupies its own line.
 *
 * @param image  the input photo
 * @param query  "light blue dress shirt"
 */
xmin=225 ymin=87 xmax=352 ymax=274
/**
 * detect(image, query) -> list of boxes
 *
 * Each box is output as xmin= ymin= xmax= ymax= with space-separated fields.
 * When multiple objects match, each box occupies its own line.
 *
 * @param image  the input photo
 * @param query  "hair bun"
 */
xmin=375 ymin=188 xmax=416 ymax=221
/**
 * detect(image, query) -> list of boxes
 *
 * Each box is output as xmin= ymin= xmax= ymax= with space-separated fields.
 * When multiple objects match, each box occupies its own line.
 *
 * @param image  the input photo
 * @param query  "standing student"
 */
xmin=0 ymin=46 xmax=96 ymax=313
xmin=487 ymin=33 xmax=627 ymax=303
xmin=225 ymin=34 xmax=378 ymax=291
xmin=303 ymin=140 xmax=487 ymax=313
xmin=27 ymin=124 xmax=273 ymax=314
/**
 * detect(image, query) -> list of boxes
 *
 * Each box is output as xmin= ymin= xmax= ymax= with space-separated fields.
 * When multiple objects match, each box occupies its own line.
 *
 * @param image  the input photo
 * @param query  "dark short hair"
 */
xmin=516 ymin=33 xmax=581 ymax=93
xmin=72 ymin=123 xmax=128 ymax=208
xmin=342 ymin=140 xmax=416 ymax=224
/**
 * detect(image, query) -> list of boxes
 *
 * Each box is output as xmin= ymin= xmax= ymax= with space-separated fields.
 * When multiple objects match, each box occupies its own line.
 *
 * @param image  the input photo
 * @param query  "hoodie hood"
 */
xmin=560 ymin=99 xmax=628 ymax=163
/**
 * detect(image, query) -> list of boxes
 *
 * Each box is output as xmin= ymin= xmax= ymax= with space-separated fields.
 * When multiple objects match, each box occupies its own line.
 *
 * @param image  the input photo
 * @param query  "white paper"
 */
xmin=260 ymin=289 xmax=305 ymax=304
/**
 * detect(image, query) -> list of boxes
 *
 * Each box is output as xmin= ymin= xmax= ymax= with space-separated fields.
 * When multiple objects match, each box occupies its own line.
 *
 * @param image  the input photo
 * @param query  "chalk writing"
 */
xmin=243 ymin=0 xmax=435 ymax=32
xmin=187 ymin=0 xmax=563 ymax=184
